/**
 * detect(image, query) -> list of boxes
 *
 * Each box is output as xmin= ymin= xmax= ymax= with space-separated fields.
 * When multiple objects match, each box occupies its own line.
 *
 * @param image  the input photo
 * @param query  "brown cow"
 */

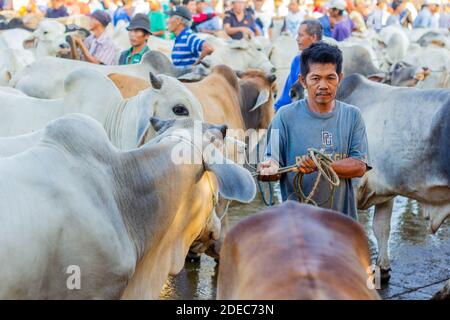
xmin=108 ymin=65 xmax=277 ymax=132
xmin=217 ymin=201 xmax=381 ymax=300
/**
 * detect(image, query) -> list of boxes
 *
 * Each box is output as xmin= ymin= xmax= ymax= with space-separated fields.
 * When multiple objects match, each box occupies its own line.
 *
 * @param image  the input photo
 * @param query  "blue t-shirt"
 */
xmin=264 ymin=99 xmax=371 ymax=219
xmin=274 ymin=54 xmax=301 ymax=111
xmin=413 ymin=7 xmax=433 ymax=28
xmin=319 ymin=15 xmax=332 ymax=38
xmin=172 ymin=27 xmax=205 ymax=68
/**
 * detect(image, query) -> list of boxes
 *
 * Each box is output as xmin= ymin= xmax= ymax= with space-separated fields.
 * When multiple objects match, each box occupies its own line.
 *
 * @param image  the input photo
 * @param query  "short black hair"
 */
xmin=300 ymin=41 xmax=343 ymax=79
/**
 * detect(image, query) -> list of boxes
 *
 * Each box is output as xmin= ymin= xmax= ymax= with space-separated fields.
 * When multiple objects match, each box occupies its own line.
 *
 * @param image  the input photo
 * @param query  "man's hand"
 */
xmin=296 ymin=155 xmax=317 ymax=174
xmin=257 ymin=159 xmax=281 ymax=181
xmin=72 ymin=35 xmax=83 ymax=46
xmin=241 ymin=27 xmax=255 ymax=37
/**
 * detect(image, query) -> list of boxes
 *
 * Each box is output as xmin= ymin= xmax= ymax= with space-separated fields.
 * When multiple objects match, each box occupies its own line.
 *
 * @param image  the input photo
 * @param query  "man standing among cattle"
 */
xmin=118 ymin=14 xmax=152 ymax=65
xmin=259 ymin=42 xmax=371 ymax=219
xmin=166 ymin=5 xmax=214 ymax=68
xmin=73 ymin=10 xmax=117 ymax=65
xmin=274 ymin=19 xmax=322 ymax=111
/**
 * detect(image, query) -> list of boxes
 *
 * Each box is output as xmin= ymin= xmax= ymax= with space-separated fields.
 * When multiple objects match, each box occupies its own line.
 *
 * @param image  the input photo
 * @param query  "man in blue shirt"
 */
xmin=167 ymin=5 xmax=214 ymax=68
xmin=413 ymin=0 xmax=441 ymax=28
xmin=318 ymin=13 xmax=332 ymax=37
xmin=259 ymin=42 xmax=371 ymax=219
xmin=274 ymin=19 xmax=322 ymax=111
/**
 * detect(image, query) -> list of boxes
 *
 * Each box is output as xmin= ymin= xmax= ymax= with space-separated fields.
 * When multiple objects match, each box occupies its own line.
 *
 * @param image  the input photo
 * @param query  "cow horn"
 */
xmin=149 ymin=72 xmax=162 ymax=89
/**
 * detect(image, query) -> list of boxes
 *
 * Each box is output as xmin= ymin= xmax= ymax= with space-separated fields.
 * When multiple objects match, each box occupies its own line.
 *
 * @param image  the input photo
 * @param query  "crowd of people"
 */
xmin=0 ymin=0 xmax=448 ymax=66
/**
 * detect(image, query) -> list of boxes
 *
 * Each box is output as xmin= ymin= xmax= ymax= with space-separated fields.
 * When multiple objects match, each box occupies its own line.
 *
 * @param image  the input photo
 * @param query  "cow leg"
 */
xmin=432 ymin=280 xmax=450 ymax=300
xmin=373 ymin=198 xmax=394 ymax=283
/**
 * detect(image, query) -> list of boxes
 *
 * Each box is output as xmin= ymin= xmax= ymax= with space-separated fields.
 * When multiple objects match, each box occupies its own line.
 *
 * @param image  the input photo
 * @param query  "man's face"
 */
xmin=254 ymin=0 xmax=263 ymax=10
xmin=129 ymin=29 xmax=149 ymax=47
xmin=89 ymin=17 xmax=101 ymax=31
xmin=429 ymin=4 xmax=439 ymax=13
xmin=296 ymin=24 xmax=317 ymax=51
xmin=288 ymin=1 xmax=299 ymax=12
xmin=232 ymin=1 xmax=245 ymax=13
xmin=185 ymin=0 xmax=196 ymax=13
xmin=299 ymin=63 xmax=342 ymax=106
xmin=329 ymin=8 xmax=340 ymax=18
xmin=167 ymin=15 xmax=183 ymax=32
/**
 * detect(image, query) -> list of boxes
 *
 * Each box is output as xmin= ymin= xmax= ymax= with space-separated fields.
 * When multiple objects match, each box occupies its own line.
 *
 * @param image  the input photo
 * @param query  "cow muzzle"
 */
xmin=190 ymin=210 xmax=221 ymax=254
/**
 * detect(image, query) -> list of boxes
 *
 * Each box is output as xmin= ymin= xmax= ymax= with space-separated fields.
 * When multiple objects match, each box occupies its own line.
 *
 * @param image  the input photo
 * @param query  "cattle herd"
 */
xmin=0 ymin=13 xmax=448 ymax=300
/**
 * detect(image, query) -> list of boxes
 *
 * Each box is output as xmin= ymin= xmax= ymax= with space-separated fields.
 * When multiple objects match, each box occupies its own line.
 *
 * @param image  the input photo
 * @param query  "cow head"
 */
xmin=237 ymin=69 xmax=277 ymax=130
xmin=136 ymin=73 xmax=205 ymax=146
xmin=289 ymin=79 xmax=305 ymax=102
xmin=148 ymin=117 xmax=256 ymax=259
xmin=228 ymin=39 xmax=276 ymax=74
xmin=368 ymin=61 xmax=430 ymax=87
xmin=23 ymin=20 xmax=70 ymax=57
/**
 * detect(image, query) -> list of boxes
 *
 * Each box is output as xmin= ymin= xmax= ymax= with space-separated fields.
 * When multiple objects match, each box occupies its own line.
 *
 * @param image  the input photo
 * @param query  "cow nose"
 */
xmin=59 ymin=43 xmax=70 ymax=49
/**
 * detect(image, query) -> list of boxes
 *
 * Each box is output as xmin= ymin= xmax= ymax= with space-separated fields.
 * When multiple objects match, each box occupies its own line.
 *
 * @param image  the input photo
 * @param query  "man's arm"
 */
xmin=74 ymin=37 xmax=102 ymax=64
xmin=224 ymin=23 xmax=254 ymax=37
xmin=196 ymin=42 xmax=214 ymax=63
xmin=331 ymin=158 xmax=367 ymax=178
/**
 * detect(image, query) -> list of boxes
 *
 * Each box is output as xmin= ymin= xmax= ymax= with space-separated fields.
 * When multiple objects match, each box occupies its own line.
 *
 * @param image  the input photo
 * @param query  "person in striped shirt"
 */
xmin=73 ymin=10 xmax=117 ymax=65
xmin=166 ymin=5 xmax=214 ymax=68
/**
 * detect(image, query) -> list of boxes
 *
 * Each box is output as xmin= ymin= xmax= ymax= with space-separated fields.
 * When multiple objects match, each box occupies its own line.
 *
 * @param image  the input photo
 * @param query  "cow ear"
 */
xmin=367 ymin=73 xmax=386 ymax=83
xmin=248 ymin=89 xmax=270 ymax=112
xmin=23 ymin=35 xmax=37 ymax=49
xmin=204 ymin=153 xmax=256 ymax=203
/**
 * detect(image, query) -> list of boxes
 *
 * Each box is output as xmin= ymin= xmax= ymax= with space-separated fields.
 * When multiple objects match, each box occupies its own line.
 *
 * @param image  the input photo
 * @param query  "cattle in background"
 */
xmin=217 ymin=201 xmax=380 ymax=300
xmin=336 ymin=74 xmax=450 ymax=282
xmin=0 ymin=115 xmax=256 ymax=299
xmin=0 ymin=69 xmax=204 ymax=151
xmin=10 ymin=51 xmax=207 ymax=99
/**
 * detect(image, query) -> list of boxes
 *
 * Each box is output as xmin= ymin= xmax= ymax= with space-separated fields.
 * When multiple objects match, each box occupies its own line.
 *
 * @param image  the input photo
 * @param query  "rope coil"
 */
xmin=253 ymin=148 xmax=340 ymax=208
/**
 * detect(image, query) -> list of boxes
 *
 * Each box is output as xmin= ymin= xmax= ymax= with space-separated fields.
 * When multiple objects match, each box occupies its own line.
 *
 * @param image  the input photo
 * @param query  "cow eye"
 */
xmin=43 ymin=31 xmax=48 ymax=35
xmin=172 ymin=104 xmax=189 ymax=116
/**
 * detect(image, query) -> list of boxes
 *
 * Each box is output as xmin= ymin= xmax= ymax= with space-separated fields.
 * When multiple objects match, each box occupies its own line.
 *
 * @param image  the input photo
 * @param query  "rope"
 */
xmin=248 ymin=141 xmax=275 ymax=206
xmin=252 ymin=148 xmax=340 ymax=208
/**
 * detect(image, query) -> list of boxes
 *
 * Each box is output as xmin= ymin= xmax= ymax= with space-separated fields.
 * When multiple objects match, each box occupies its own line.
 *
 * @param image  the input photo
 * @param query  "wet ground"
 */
xmin=160 ymin=187 xmax=450 ymax=300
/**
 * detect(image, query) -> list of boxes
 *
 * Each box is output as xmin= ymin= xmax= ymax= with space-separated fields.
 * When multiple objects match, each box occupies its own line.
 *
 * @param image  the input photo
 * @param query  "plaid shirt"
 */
xmin=83 ymin=32 xmax=117 ymax=65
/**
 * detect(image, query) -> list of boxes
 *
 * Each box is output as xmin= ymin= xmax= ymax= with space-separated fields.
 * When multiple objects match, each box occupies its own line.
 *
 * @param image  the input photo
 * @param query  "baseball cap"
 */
xmin=165 ymin=5 xmax=192 ymax=21
xmin=89 ymin=10 xmax=112 ymax=27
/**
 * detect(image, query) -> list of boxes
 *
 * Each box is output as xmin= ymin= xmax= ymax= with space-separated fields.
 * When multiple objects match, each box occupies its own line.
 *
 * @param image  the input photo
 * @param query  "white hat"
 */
xmin=425 ymin=0 xmax=441 ymax=5
xmin=329 ymin=0 xmax=347 ymax=10
xmin=305 ymin=0 xmax=314 ymax=5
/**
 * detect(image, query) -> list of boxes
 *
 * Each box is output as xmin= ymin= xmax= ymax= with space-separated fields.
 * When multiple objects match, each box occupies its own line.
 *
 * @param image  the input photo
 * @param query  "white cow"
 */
xmin=0 ymin=19 xmax=70 ymax=85
xmin=0 ymin=19 xmax=70 ymax=56
xmin=0 ymin=114 xmax=256 ymax=299
xmin=0 ymin=68 xmax=204 ymax=151
xmin=403 ymin=45 xmax=450 ymax=88
xmin=202 ymin=36 xmax=276 ymax=74
xmin=267 ymin=34 xmax=298 ymax=96
xmin=11 ymin=51 xmax=205 ymax=99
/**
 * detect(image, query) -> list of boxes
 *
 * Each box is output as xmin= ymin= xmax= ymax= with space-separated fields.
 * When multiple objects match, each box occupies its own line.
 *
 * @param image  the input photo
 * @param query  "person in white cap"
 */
xmin=413 ymin=0 xmax=441 ymax=28
xmin=329 ymin=0 xmax=355 ymax=41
